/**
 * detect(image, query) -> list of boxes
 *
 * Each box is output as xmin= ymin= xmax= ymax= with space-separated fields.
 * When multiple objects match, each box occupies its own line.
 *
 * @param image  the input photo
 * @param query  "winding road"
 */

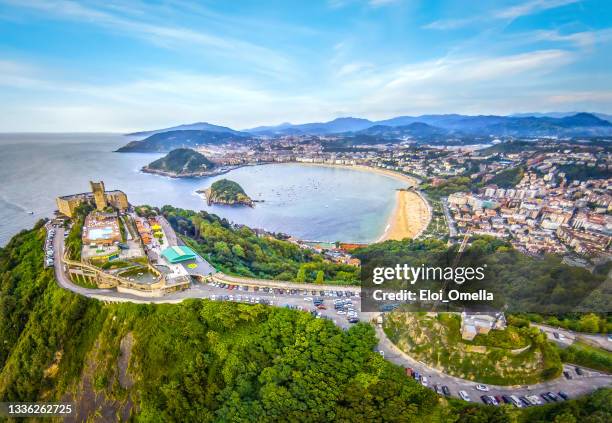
xmin=51 ymin=225 xmax=611 ymax=405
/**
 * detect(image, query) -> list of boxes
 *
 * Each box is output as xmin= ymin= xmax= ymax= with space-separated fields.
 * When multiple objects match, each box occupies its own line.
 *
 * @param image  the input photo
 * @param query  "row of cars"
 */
xmin=44 ymin=226 xmax=57 ymax=267
xmin=209 ymin=281 xmax=358 ymax=298
xmin=333 ymin=298 xmax=359 ymax=323
xmin=479 ymin=391 xmax=569 ymax=407
xmin=209 ymin=293 xmax=272 ymax=306
xmin=406 ymin=369 xmax=572 ymax=407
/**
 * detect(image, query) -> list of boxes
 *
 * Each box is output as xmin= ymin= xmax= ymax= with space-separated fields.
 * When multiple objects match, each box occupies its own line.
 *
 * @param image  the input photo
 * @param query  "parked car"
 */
xmin=558 ymin=391 xmax=569 ymax=400
xmin=526 ymin=395 xmax=543 ymax=405
xmin=475 ymin=384 xmax=489 ymax=392
xmin=575 ymin=366 xmax=584 ymax=376
xmin=459 ymin=391 xmax=471 ymax=402
xmin=442 ymin=386 xmax=450 ymax=397
xmin=563 ymin=371 xmax=572 ymax=379
xmin=547 ymin=392 xmax=559 ymax=402
xmin=518 ymin=396 xmax=531 ymax=407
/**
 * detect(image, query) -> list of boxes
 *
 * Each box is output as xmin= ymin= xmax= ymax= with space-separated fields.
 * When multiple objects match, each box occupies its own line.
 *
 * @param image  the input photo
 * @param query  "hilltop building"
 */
xmin=56 ymin=180 xmax=129 ymax=217
xmin=460 ymin=312 xmax=506 ymax=340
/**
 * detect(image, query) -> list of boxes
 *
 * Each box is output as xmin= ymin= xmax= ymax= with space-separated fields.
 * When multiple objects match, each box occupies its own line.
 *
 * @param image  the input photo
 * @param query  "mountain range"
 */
xmin=118 ymin=112 xmax=612 ymax=152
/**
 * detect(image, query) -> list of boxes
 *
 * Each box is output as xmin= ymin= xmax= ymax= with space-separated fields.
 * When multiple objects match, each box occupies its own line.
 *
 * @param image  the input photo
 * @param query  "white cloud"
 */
xmin=495 ymin=0 xmax=580 ymax=20
xmin=3 ymin=0 xmax=294 ymax=76
xmin=424 ymin=0 xmax=581 ymax=30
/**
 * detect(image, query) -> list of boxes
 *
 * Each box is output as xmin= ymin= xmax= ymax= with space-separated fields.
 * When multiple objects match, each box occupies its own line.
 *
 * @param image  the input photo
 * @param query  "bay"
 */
xmin=0 ymin=133 xmax=403 ymax=246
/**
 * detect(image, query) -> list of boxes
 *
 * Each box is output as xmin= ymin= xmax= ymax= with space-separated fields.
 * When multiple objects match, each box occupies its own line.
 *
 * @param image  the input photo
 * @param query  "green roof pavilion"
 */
xmin=161 ymin=245 xmax=197 ymax=263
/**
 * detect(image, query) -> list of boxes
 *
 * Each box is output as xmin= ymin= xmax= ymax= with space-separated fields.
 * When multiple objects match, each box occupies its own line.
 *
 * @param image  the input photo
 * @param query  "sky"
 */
xmin=0 ymin=0 xmax=611 ymax=132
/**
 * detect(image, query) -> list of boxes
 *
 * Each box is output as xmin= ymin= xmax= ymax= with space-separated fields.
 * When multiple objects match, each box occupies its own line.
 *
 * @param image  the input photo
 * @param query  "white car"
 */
xmin=475 ymin=384 xmax=489 ymax=392
xmin=420 ymin=376 xmax=429 ymax=387
xmin=526 ymin=395 xmax=543 ymax=405
xmin=304 ymin=297 xmax=312 ymax=302
xmin=459 ymin=391 xmax=471 ymax=402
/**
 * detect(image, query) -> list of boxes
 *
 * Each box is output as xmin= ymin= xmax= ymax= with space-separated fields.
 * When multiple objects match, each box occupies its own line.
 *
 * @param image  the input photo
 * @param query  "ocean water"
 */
xmin=0 ymin=133 xmax=403 ymax=246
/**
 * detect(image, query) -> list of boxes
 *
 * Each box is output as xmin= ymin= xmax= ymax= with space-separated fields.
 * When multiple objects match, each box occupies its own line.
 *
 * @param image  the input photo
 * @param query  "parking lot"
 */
xmin=204 ymin=281 xmax=362 ymax=328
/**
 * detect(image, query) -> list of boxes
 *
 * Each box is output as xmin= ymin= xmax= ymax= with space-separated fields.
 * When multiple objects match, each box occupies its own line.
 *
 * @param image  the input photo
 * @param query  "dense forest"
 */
xmin=485 ymin=165 xmax=525 ymax=188
xmin=0 ymin=224 xmax=611 ymax=421
xmin=354 ymin=236 xmax=611 ymax=314
xmin=203 ymin=179 xmax=253 ymax=206
xmin=150 ymin=205 xmax=361 ymax=284
xmin=144 ymin=148 xmax=215 ymax=175
xmin=558 ymin=163 xmax=610 ymax=181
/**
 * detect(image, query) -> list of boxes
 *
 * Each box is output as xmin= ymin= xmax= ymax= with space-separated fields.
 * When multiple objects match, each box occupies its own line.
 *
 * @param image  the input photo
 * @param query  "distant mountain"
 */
xmin=358 ymin=122 xmax=449 ymax=138
xmin=126 ymin=113 xmax=612 ymax=147
xmin=511 ymin=112 xmax=612 ymax=123
xmin=116 ymin=130 xmax=249 ymax=153
xmin=365 ymin=113 xmax=612 ymax=138
xmin=247 ymin=117 xmax=373 ymax=135
xmin=143 ymin=148 xmax=216 ymax=177
xmin=127 ymin=122 xmax=245 ymax=139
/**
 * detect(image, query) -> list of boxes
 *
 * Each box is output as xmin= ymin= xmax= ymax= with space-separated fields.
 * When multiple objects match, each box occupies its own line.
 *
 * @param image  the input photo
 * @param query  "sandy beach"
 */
xmin=378 ymin=189 xmax=431 ymax=241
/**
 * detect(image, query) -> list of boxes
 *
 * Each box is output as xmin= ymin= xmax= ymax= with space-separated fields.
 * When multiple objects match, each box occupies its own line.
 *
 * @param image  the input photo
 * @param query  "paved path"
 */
xmin=534 ymin=323 xmax=612 ymax=351
xmin=374 ymin=322 xmax=611 ymax=403
xmin=51 ymin=226 xmax=611 ymax=406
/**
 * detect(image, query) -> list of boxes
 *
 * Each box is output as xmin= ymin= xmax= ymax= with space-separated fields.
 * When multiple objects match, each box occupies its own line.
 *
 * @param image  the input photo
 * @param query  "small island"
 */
xmin=142 ymin=148 xmax=217 ymax=177
xmin=198 ymin=179 xmax=253 ymax=207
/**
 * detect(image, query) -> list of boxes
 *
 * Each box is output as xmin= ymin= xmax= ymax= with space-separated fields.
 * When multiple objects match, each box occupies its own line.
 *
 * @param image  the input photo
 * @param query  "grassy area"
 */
xmin=383 ymin=312 xmax=562 ymax=385
xmin=420 ymin=195 xmax=448 ymax=239
xmin=556 ymin=341 xmax=612 ymax=373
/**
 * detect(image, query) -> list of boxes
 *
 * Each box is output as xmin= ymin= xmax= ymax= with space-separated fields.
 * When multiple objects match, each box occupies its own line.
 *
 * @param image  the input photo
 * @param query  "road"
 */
xmin=374 ymin=323 xmax=611 ymax=402
xmin=441 ymin=198 xmax=458 ymax=237
xmin=51 ymin=226 xmax=611 ymax=406
xmin=534 ymin=323 xmax=612 ymax=352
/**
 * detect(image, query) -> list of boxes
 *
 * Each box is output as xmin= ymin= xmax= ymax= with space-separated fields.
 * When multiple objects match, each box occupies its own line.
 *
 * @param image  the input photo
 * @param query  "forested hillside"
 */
xmin=157 ymin=205 xmax=360 ymax=284
xmin=0 ymin=224 xmax=610 ymax=422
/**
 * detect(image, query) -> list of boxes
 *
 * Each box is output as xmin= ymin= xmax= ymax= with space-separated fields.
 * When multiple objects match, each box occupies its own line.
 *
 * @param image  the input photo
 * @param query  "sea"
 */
xmin=0 ymin=133 xmax=404 ymax=246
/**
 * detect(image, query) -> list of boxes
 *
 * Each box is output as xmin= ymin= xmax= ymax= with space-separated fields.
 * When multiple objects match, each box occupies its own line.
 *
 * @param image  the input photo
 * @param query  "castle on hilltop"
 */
xmin=56 ymin=180 xmax=129 ymax=217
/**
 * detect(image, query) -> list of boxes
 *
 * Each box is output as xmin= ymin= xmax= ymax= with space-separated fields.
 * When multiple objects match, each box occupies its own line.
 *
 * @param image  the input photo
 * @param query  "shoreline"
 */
xmin=144 ymin=160 xmax=432 ymax=243
xmin=292 ymin=162 xmax=431 ymax=242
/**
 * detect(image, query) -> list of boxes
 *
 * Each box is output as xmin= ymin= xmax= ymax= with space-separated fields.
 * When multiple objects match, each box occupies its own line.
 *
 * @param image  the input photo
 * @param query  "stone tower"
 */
xmin=90 ymin=180 xmax=107 ymax=210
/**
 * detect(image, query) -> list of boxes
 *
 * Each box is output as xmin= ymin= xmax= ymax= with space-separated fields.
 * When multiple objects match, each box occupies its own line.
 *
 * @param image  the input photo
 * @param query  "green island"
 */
xmin=198 ymin=179 xmax=254 ymax=206
xmin=142 ymin=148 xmax=217 ymax=177
xmin=1 ymin=223 xmax=610 ymax=422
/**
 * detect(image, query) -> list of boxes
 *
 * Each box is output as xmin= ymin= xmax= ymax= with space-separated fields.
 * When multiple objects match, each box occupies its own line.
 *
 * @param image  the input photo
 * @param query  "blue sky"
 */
xmin=0 ymin=0 xmax=611 ymax=131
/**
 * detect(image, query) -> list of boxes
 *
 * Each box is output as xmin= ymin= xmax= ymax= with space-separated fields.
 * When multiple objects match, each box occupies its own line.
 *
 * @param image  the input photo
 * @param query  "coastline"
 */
xmin=291 ymin=162 xmax=431 ymax=241
xmin=377 ymin=189 xmax=431 ymax=242
xmin=141 ymin=164 xmax=245 ymax=178
xmin=146 ymin=159 xmax=431 ymax=243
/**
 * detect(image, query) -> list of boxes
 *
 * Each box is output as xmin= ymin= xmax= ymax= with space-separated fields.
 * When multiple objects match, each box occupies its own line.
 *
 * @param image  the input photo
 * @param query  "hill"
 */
xmin=1 ymin=223 xmax=611 ymax=422
xmin=247 ymin=113 xmax=612 ymax=139
xmin=199 ymin=179 xmax=253 ymax=206
xmin=142 ymin=148 xmax=216 ymax=177
xmin=127 ymin=122 xmax=244 ymax=138
xmin=116 ymin=130 xmax=250 ymax=153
